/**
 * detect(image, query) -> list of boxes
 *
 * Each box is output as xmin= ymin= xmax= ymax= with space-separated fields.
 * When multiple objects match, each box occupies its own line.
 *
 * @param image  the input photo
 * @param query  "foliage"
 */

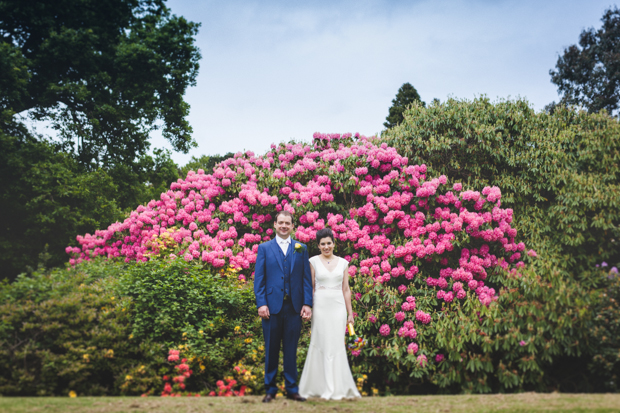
xmin=0 ymin=132 xmax=123 ymax=281
xmin=550 ymin=7 xmax=620 ymax=115
xmin=107 ymin=148 xmax=179 ymax=212
xmin=0 ymin=260 xmax=166 ymax=396
xmin=116 ymin=259 xmax=266 ymax=395
xmin=382 ymin=97 xmax=620 ymax=278
xmin=0 ymin=129 xmax=180 ymax=281
xmin=0 ymin=258 xmax=274 ymax=396
xmin=587 ymin=268 xmax=620 ymax=392
xmin=0 ymin=0 xmax=201 ymax=169
xmin=384 ymin=83 xmax=425 ymax=129
xmin=381 ymin=97 xmax=620 ymax=392
xmin=0 ymin=0 xmax=197 ymax=280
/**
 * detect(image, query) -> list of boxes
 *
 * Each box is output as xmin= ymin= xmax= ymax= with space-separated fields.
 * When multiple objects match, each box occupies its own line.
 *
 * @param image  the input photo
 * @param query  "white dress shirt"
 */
xmin=276 ymin=235 xmax=291 ymax=256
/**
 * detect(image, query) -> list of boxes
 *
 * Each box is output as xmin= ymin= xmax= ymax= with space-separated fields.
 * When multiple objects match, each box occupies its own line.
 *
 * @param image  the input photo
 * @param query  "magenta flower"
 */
xmin=407 ymin=342 xmax=419 ymax=355
xmin=379 ymin=324 xmax=391 ymax=336
xmin=368 ymin=314 xmax=377 ymax=323
xmin=394 ymin=311 xmax=405 ymax=322
xmin=435 ymin=354 xmax=444 ymax=362
xmin=519 ymin=340 xmax=526 ymax=346
xmin=415 ymin=310 xmax=431 ymax=324
xmin=417 ymin=354 xmax=428 ymax=367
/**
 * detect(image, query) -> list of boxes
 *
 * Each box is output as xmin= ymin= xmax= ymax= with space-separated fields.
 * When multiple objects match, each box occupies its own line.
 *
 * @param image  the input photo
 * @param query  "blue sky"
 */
xmin=153 ymin=0 xmax=614 ymax=165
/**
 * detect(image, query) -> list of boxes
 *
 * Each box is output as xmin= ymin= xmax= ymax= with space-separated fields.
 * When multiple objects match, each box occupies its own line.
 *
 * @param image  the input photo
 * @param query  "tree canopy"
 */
xmin=384 ymin=83 xmax=425 ymax=129
xmin=550 ymin=7 xmax=620 ymax=115
xmin=0 ymin=0 xmax=201 ymax=168
xmin=0 ymin=0 xmax=202 ymax=280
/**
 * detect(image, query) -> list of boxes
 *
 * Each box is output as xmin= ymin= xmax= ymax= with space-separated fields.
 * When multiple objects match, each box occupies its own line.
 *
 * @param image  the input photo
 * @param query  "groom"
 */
xmin=254 ymin=210 xmax=313 ymax=403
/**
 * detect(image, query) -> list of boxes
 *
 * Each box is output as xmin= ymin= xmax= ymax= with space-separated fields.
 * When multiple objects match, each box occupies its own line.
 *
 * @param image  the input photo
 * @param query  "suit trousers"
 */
xmin=262 ymin=299 xmax=302 ymax=395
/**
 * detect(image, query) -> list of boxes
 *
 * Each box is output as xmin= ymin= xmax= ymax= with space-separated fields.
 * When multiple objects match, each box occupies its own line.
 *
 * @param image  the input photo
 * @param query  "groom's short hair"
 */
xmin=274 ymin=210 xmax=294 ymax=224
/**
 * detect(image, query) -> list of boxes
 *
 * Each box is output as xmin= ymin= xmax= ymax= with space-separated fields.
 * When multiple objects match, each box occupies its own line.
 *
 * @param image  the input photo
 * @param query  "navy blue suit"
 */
xmin=254 ymin=237 xmax=313 ymax=395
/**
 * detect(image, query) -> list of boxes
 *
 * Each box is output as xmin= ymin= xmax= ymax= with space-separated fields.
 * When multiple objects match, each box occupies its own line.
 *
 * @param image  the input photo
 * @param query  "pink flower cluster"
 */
xmin=66 ymin=132 xmax=534 ymax=362
xmin=415 ymin=311 xmax=431 ymax=325
xmin=161 ymin=351 xmax=196 ymax=397
xmin=168 ymin=349 xmax=180 ymax=362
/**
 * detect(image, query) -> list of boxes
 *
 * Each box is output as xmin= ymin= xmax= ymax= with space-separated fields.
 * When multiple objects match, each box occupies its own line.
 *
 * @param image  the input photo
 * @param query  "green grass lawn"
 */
xmin=1 ymin=393 xmax=619 ymax=413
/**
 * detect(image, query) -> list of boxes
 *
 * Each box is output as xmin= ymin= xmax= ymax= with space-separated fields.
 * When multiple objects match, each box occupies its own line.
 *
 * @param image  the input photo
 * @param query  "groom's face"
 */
xmin=274 ymin=214 xmax=294 ymax=239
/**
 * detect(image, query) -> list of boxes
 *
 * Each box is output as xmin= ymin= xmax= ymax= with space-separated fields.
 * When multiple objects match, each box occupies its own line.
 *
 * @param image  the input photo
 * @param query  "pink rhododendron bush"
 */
xmin=67 ymin=133 xmax=544 ymax=393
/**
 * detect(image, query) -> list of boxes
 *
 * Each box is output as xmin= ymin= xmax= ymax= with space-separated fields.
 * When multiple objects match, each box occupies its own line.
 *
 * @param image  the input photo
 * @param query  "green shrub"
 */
xmin=116 ymin=258 xmax=269 ymax=394
xmin=0 ymin=260 xmax=165 ymax=396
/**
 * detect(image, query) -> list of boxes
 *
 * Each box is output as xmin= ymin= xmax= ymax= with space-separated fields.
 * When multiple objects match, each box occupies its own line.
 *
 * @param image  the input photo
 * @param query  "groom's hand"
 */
xmin=258 ymin=305 xmax=270 ymax=320
xmin=301 ymin=305 xmax=312 ymax=321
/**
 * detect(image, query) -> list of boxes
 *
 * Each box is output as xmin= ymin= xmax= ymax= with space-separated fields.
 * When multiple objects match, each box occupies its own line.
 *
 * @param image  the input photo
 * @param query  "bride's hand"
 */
xmin=347 ymin=314 xmax=354 ymax=326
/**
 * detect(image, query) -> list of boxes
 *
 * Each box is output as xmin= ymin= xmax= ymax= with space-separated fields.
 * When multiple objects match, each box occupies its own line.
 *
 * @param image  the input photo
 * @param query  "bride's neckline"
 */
xmin=317 ymin=256 xmax=339 ymax=273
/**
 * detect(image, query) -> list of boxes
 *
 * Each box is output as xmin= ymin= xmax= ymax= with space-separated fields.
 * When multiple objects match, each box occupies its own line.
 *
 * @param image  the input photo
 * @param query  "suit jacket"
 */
xmin=254 ymin=237 xmax=313 ymax=314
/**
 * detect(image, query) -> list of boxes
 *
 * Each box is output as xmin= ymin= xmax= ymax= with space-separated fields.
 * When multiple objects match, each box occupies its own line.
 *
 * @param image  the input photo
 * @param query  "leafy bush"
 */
xmin=65 ymin=132 xmax=544 ymax=394
xmin=380 ymin=97 xmax=620 ymax=392
xmin=0 ymin=258 xmax=276 ymax=396
xmin=116 ymin=258 xmax=268 ymax=394
xmin=0 ymin=260 xmax=165 ymax=396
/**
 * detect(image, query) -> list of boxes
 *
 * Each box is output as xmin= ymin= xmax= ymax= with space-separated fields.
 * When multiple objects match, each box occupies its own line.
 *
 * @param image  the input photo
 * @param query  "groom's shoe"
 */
xmin=262 ymin=393 xmax=276 ymax=403
xmin=286 ymin=393 xmax=306 ymax=402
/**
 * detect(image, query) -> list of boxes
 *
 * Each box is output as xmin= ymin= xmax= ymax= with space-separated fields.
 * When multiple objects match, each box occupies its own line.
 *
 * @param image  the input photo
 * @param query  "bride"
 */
xmin=298 ymin=228 xmax=361 ymax=399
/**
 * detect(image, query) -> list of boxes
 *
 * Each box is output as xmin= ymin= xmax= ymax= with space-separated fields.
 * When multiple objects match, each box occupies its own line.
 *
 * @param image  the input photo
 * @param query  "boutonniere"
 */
xmin=293 ymin=243 xmax=304 ymax=254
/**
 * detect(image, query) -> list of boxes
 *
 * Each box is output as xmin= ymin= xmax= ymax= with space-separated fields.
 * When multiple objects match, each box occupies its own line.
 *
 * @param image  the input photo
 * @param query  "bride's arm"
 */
xmin=342 ymin=266 xmax=354 ymax=325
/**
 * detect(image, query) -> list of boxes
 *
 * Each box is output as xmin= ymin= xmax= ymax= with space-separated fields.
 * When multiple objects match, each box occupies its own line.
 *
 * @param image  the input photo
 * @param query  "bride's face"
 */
xmin=318 ymin=237 xmax=334 ymax=256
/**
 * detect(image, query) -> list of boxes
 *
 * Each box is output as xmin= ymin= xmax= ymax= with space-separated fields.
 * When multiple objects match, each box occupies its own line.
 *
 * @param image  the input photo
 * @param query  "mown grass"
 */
xmin=1 ymin=393 xmax=620 ymax=413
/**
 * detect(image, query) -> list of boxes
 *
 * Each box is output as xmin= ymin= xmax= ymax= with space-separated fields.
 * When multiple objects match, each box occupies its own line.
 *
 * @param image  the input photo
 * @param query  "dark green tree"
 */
xmin=0 ymin=0 xmax=201 ymax=168
xmin=550 ymin=7 xmax=620 ymax=115
xmin=383 ymin=83 xmax=425 ymax=129
xmin=0 ymin=0 xmax=198 ymax=279
xmin=0 ymin=130 xmax=123 ymax=281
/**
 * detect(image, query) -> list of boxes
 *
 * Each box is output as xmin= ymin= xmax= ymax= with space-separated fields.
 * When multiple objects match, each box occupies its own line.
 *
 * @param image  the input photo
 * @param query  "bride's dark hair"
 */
xmin=315 ymin=228 xmax=335 ymax=244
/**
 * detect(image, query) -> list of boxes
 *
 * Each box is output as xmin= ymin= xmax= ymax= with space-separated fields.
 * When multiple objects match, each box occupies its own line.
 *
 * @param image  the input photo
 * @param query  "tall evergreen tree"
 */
xmin=384 ymin=83 xmax=425 ymax=129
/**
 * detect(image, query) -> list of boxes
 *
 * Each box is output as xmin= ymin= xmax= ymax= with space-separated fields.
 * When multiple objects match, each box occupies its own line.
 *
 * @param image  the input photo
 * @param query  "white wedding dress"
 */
xmin=298 ymin=256 xmax=361 ymax=400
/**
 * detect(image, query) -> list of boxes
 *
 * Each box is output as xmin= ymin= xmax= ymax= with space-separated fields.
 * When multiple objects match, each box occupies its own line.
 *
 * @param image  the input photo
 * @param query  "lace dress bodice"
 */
xmin=310 ymin=256 xmax=348 ymax=291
